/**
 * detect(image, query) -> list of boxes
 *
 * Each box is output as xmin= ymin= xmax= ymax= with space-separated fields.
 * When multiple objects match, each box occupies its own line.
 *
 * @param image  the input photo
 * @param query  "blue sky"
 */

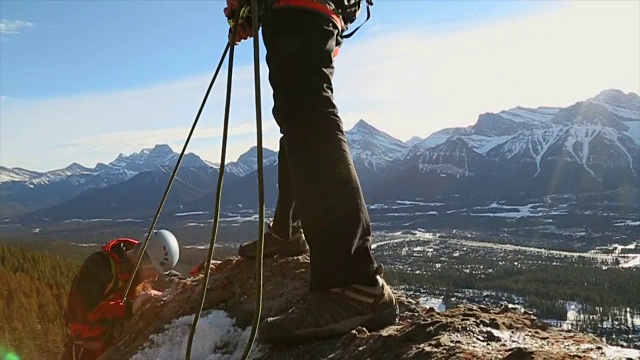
xmin=1 ymin=1 xmax=639 ymax=171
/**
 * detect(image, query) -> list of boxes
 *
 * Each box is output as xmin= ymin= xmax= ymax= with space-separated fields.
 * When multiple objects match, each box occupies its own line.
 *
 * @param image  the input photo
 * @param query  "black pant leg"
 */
xmin=262 ymin=8 xmax=377 ymax=290
xmin=271 ymin=136 xmax=295 ymax=239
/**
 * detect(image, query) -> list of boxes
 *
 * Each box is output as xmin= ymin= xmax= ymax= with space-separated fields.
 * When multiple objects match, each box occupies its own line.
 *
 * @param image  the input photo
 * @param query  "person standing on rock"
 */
xmin=225 ymin=0 xmax=399 ymax=344
xmin=61 ymin=230 xmax=180 ymax=360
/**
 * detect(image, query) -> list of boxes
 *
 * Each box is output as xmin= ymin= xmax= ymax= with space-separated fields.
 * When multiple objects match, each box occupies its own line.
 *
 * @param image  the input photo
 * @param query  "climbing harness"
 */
xmin=272 ymin=0 xmax=372 ymax=38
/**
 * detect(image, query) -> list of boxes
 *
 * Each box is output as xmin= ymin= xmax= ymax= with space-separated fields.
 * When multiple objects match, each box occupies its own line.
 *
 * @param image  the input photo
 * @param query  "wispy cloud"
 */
xmin=1 ymin=1 xmax=638 ymax=171
xmin=335 ymin=1 xmax=640 ymax=141
xmin=0 ymin=19 xmax=34 ymax=34
xmin=0 ymin=69 xmax=282 ymax=170
xmin=56 ymin=122 xmax=280 ymax=164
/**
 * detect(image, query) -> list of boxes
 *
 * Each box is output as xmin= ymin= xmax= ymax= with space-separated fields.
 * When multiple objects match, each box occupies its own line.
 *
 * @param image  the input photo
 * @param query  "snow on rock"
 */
xmin=406 ymin=136 xmax=424 ymax=147
xmin=131 ymin=310 xmax=262 ymax=360
xmin=406 ymin=128 xmax=463 ymax=158
xmin=496 ymin=106 xmax=560 ymax=124
xmin=346 ymin=119 xmax=409 ymax=170
xmin=0 ymin=166 xmax=42 ymax=183
xmin=463 ymin=134 xmax=514 ymax=155
xmin=587 ymin=89 xmax=640 ymax=120
xmin=226 ymin=146 xmax=278 ymax=177
xmin=624 ymin=120 xmax=640 ymax=147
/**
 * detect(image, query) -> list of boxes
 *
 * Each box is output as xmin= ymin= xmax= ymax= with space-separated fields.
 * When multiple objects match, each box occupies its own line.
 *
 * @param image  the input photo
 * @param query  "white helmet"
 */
xmin=145 ymin=229 xmax=179 ymax=273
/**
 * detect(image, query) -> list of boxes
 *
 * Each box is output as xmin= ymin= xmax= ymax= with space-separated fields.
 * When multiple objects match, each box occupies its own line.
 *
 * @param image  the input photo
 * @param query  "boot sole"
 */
xmin=262 ymin=305 xmax=399 ymax=344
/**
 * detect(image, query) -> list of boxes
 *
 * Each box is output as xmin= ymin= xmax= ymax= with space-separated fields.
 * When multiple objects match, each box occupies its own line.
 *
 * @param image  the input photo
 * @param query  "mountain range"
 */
xmin=1 ymin=89 xmax=638 ymax=223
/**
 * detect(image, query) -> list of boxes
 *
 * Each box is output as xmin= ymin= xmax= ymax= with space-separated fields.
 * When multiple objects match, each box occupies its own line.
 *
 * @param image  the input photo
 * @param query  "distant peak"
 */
xmin=149 ymin=144 xmax=174 ymax=153
xmin=236 ymin=146 xmax=277 ymax=162
xmin=595 ymin=89 xmax=626 ymax=98
xmin=590 ymin=89 xmax=640 ymax=106
xmin=406 ymin=136 xmax=424 ymax=146
xmin=66 ymin=162 xmax=84 ymax=169
xmin=353 ymin=119 xmax=374 ymax=130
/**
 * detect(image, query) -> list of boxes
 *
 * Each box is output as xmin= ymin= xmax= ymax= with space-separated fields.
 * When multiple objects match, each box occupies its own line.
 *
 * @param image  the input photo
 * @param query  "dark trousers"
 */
xmin=262 ymin=8 xmax=377 ymax=290
xmin=270 ymin=136 xmax=298 ymax=240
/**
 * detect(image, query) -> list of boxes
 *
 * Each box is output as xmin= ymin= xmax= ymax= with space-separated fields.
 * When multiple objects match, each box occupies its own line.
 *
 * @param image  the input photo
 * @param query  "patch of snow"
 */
xmin=464 ymin=134 xmax=514 ymax=155
xmin=183 ymin=223 xmax=206 ymax=227
xmin=367 ymin=203 xmax=387 ymax=210
xmin=588 ymin=99 xmax=640 ymax=120
xmin=417 ymin=296 xmax=446 ymax=312
xmin=64 ymin=218 xmax=112 ymax=223
xmin=395 ymin=200 xmax=430 ymax=206
xmin=219 ymin=214 xmax=259 ymax=222
xmin=469 ymin=203 xmax=567 ymax=219
xmin=0 ymin=167 xmax=39 ymax=183
xmin=131 ymin=310 xmax=262 ymax=360
xmin=346 ymin=120 xmax=409 ymax=170
xmin=497 ymin=107 xmax=560 ymax=123
xmin=623 ymin=120 xmax=640 ymax=146
xmin=600 ymin=127 xmax=638 ymax=175
xmin=408 ymin=129 xmax=462 ymax=157
xmin=620 ymin=256 xmax=640 ymax=268
xmin=384 ymin=212 xmax=440 ymax=217
xmin=175 ymin=211 xmax=209 ymax=217
xmin=602 ymin=346 xmax=640 ymax=360
xmin=614 ymin=220 xmax=640 ymax=227
xmin=183 ymin=244 xmax=211 ymax=249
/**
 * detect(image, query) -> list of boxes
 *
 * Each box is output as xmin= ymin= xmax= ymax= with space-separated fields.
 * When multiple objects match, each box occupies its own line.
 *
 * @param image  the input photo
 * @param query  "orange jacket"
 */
xmin=65 ymin=238 xmax=140 ymax=345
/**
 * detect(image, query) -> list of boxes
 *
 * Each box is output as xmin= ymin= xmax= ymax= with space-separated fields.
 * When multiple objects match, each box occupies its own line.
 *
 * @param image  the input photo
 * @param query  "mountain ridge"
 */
xmin=2 ymin=89 xmax=638 ymax=222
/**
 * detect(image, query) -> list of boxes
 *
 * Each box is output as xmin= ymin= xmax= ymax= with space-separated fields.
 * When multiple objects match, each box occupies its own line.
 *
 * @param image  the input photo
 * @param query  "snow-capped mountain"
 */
xmin=225 ymin=146 xmax=278 ymax=177
xmin=0 ymin=167 xmax=43 ymax=183
xmin=387 ymin=89 xmax=640 ymax=202
xmin=406 ymin=136 xmax=424 ymax=147
xmin=346 ymin=120 xmax=409 ymax=170
xmin=587 ymin=88 xmax=640 ymax=120
xmin=4 ymin=89 xmax=638 ymax=222
xmin=0 ymin=145 xmax=212 ymax=217
xmin=105 ymin=144 xmax=209 ymax=174
xmin=24 ymin=163 xmax=97 ymax=186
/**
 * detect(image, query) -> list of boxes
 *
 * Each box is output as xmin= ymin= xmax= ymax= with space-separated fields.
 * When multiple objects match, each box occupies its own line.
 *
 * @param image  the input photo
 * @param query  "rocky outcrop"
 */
xmin=100 ymin=255 xmax=637 ymax=360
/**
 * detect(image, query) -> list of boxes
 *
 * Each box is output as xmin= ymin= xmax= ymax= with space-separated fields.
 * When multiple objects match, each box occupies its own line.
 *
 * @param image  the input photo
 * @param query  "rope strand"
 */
xmin=122 ymin=42 xmax=231 ymax=303
xmin=241 ymin=0 xmax=266 ymax=357
xmin=185 ymin=7 xmax=242 ymax=360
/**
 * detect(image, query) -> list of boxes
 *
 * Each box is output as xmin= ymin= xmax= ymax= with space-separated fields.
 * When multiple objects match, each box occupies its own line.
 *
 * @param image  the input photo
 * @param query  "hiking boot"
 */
xmin=258 ymin=266 xmax=398 ymax=344
xmin=238 ymin=228 xmax=309 ymax=258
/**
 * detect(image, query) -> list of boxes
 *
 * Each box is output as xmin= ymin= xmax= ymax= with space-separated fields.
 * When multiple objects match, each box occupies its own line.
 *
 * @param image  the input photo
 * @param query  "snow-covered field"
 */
xmin=372 ymin=231 xmax=637 ymax=266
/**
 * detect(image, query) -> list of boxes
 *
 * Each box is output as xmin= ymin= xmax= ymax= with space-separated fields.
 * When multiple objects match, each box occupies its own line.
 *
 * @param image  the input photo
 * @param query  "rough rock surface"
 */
xmin=100 ymin=255 xmax=635 ymax=360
